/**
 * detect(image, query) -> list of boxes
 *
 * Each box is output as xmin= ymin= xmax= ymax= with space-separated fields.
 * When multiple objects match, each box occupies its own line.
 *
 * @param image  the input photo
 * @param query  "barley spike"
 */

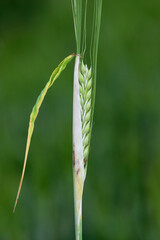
xmin=79 ymin=61 xmax=92 ymax=169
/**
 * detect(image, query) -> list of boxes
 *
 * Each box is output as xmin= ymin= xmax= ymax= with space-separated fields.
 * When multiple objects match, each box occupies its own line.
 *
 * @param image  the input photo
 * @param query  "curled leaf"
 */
xmin=13 ymin=54 xmax=75 ymax=212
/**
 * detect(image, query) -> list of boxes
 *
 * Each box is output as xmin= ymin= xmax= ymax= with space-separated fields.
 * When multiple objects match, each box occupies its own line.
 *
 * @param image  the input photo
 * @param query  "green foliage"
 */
xmin=90 ymin=0 xmax=102 ymax=128
xmin=71 ymin=0 xmax=82 ymax=53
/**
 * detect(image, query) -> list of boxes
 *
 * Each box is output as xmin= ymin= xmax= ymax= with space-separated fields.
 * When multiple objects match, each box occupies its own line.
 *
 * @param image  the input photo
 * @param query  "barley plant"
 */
xmin=14 ymin=1 xmax=102 ymax=240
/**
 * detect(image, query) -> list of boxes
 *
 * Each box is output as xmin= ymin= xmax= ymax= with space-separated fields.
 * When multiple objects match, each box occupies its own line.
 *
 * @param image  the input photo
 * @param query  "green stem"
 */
xmin=73 ymin=171 xmax=83 ymax=240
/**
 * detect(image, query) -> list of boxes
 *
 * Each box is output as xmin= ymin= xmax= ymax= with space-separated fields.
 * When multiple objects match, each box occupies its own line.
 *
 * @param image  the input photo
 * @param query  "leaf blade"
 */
xmin=13 ymin=54 xmax=74 ymax=212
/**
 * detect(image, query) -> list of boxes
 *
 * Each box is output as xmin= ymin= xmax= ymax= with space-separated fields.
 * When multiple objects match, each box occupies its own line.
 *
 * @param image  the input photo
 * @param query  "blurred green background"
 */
xmin=0 ymin=0 xmax=160 ymax=239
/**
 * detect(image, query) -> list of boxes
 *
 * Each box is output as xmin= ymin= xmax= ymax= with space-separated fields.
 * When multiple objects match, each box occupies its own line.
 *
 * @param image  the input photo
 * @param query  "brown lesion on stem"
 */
xmin=84 ymin=158 xmax=87 ymax=167
xmin=71 ymin=53 xmax=82 ymax=58
xmin=76 ymin=168 xmax=80 ymax=175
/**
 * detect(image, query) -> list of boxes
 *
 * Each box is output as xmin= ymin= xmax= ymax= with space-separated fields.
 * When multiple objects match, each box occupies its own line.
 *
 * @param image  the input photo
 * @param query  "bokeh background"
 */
xmin=1 ymin=0 xmax=160 ymax=239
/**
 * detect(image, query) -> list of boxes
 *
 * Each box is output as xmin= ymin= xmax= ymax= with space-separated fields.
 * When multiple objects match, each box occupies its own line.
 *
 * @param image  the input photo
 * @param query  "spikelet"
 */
xmin=79 ymin=61 xmax=92 ymax=168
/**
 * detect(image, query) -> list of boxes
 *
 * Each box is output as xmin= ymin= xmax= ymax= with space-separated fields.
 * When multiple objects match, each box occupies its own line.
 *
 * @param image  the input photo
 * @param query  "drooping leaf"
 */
xmin=13 ymin=54 xmax=75 ymax=212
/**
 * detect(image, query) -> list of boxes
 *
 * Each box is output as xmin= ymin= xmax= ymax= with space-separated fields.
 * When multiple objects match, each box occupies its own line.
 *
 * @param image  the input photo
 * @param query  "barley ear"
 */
xmin=79 ymin=61 xmax=92 ymax=173
xmin=72 ymin=1 xmax=102 ymax=240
